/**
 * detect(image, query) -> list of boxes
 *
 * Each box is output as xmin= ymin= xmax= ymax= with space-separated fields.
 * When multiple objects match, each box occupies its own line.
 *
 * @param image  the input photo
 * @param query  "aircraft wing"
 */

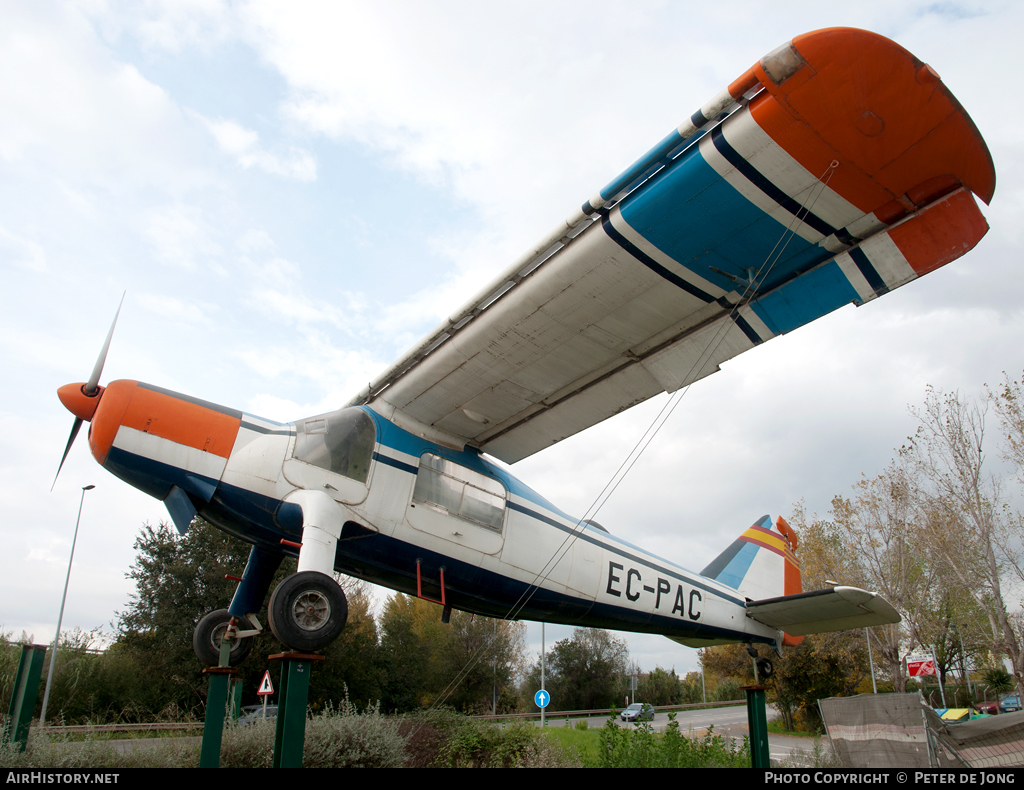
xmin=745 ymin=586 xmax=901 ymax=636
xmin=350 ymin=28 xmax=994 ymax=463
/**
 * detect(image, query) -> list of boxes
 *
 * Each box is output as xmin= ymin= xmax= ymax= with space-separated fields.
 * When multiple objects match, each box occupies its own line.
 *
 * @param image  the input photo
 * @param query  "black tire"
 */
xmin=193 ymin=609 xmax=254 ymax=667
xmin=268 ymin=571 xmax=348 ymax=652
xmin=756 ymin=657 xmax=774 ymax=680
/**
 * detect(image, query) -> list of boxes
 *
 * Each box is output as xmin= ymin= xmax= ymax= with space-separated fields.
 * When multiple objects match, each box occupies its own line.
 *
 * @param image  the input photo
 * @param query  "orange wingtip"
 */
xmin=750 ymin=28 xmax=995 ymax=214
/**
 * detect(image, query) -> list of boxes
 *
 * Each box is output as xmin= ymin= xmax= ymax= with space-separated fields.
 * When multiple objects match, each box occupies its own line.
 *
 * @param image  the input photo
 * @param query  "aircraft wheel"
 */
xmin=268 ymin=571 xmax=348 ymax=652
xmin=193 ymin=609 xmax=254 ymax=667
xmin=756 ymin=657 xmax=774 ymax=680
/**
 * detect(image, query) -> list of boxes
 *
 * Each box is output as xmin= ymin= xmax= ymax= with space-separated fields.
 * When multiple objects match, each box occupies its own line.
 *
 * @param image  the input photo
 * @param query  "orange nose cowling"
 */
xmin=57 ymin=382 xmax=104 ymax=422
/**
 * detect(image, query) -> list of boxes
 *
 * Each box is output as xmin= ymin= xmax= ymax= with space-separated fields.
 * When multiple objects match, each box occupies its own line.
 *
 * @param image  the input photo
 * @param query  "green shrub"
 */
xmin=598 ymin=714 xmax=749 ymax=768
xmin=220 ymin=694 xmax=406 ymax=768
xmin=435 ymin=720 xmax=538 ymax=768
xmin=403 ymin=711 xmax=580 ymax=768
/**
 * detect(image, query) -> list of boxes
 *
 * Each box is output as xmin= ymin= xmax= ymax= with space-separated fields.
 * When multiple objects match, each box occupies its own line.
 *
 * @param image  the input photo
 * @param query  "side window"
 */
xmin=293 ymin=407 xmax=376 ymax=483
xmin=412 ymin=454 xmax=506 ymax=531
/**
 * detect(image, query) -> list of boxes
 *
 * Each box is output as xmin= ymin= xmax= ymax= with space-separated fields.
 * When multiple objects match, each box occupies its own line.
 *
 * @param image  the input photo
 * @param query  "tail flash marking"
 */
xmin=738 ymin=524 xmax=789 ymax=557
xmin=776 ymin=515 xmax=804 ymax=646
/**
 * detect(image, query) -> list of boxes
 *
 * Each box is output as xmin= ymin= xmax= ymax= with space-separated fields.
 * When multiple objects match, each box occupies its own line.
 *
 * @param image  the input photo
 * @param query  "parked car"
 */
xmin=976 ymin=693 xmax=1020 ymax=715
xmin=238 ymin=704 xmax=278 ymax=725
xmin=620 ymin=702 xmax=654 ymax=723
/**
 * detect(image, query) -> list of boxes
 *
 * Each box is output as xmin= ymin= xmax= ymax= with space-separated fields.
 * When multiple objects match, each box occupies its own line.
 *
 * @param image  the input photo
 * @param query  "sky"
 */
xmin=2 ymin=0 xmax=1022 ymax=692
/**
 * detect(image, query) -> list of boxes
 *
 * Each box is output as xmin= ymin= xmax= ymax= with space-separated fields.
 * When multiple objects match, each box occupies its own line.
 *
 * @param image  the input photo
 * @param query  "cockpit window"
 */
xmin=412 ymin=453 xmax=506 ymax=531
xmin=293 ymin=407 xmax=376 ymax=483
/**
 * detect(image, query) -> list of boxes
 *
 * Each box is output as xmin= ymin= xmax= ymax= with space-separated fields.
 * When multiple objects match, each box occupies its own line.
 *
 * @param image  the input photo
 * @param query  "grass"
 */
xmin=767 ymin=719 xmax=822 ymax=737
xmin=542 ymin=725 xmax=603 ymax=766
xmin=540 ymin=716 xmax=750 ymax=768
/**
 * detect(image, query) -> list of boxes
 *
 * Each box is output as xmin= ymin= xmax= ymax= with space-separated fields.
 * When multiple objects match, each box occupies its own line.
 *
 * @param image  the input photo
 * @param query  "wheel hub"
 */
xmin=212 ymin=622 xmax=240 ymax=653
xmin=292 ymin=590 xmax=331 ymax=631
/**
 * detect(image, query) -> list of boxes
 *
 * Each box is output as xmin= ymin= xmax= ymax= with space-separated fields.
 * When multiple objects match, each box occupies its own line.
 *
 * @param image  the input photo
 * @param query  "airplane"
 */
xmin=55 ymin=27 xmax=993 ymax=670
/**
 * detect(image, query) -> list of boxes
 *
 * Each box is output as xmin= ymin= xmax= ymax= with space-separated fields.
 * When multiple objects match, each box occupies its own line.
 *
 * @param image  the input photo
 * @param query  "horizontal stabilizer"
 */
xmin=746 ymin=586 xmax=900 ymax=636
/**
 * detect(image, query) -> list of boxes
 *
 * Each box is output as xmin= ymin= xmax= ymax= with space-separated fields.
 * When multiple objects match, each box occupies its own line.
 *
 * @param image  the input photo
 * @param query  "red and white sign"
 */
xmin=908 ymin=658 xmax=936 ymax=677
xmin=257 ymin=670 xmax=274 ymax=696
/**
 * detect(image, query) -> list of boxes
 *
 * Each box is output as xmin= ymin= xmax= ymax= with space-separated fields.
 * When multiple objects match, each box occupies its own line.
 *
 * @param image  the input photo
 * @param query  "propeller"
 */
xmin=52 ymin=293 xmax=125 ymax=490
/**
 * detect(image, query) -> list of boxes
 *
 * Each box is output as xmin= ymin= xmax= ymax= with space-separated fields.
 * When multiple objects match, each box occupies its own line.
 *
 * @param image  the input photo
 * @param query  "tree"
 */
xmin=422 ymin=609 xmax=526 ymax=714
xmin=522 ymin=628 xmax=629 ymax=711
xmin=378 ymin=593 xmax=526 ymax=713
xmin=902 ymin=387 xmax=1024 ymax=700
xmin=829 ymin=463 xmax=936 ymax=693
xmin=378 ymin=594 xmax=428 ymax=712
xmin=637 ymin=666 xmax=683 ymax=706
xmin=992 ymin=371 xmax=1024 ymax=484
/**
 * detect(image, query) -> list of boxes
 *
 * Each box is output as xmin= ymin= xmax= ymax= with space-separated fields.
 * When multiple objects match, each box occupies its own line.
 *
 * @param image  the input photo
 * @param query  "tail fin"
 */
xmin=701 ymin=514 xmax=804 ymax=646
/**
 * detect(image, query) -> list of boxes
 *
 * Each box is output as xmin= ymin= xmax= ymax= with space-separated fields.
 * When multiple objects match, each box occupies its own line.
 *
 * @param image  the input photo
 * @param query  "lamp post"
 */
xmin=865 ymin=628 xmax=878 ymax=693
xmin=40 ymin=484 xmax=94 ymax=726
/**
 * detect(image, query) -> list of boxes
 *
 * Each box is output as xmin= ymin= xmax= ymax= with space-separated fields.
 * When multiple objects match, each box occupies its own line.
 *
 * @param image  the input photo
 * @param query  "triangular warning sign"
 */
xmin=257 ymin=670 xmax=274 ymax=696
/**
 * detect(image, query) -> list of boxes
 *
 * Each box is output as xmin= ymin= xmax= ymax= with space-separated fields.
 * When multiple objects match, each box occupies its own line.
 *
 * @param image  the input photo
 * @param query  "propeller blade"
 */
xmin=51 ymin=417 xmax=83 ymax=491
xmin=85 ymin=292 xmax=125 ymax=395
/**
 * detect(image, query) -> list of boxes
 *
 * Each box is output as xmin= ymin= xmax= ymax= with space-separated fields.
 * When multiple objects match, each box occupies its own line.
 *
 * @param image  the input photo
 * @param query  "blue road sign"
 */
xmin=534 ymin=689 xmax=550 ymax=709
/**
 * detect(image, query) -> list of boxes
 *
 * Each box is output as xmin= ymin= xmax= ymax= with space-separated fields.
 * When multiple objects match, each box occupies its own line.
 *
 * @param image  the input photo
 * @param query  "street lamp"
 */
xmin=40 ymin=484 xmax=94 ymax=726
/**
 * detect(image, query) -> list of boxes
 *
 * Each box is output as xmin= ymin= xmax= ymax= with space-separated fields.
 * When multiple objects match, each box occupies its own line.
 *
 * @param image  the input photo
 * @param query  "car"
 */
xmin=975 ymin=693 xmax=1020 ymax=715
xmin=237 ymin=704 xmax=278 ymax=726
xmin=974 ymin=699 xmax=998 ymax=715
xmin=620 ymin=703 xmax=654 ymax=723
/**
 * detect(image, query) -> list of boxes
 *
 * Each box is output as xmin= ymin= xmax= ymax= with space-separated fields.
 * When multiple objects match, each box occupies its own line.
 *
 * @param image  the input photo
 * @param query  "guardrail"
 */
xmin=35 ymin=722 xmax=203 ymax=735
xmin=30 ymin=698 xmax=748 ymax=733
xmin=473 ymin=698 xmax=747 ymax=721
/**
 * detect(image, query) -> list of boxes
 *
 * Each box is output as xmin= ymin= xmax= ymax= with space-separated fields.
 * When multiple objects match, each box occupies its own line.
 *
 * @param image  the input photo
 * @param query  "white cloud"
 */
xmin=135 ymin=292 xmax=216 ymax=325
xmin=0 ymin=4 xmax=212 ymax=195
xmin=85 ymin=0 xmax=238 ymax=54
xmin=203 ymin=116 xmax=317 ymax=182
xmin=143 ymin=204 xmax=225 ymax=270
xmin=0 ymin=226 xmax=46 ymax=272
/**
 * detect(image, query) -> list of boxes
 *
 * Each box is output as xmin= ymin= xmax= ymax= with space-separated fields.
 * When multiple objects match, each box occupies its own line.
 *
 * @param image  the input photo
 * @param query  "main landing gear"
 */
xmin=191 ymin=491 xmax=352 ymax=666
xmin=192 ymin=570 xmax=350 ymax=665
xmin=268 ymin=571 xmax=348 ymax=652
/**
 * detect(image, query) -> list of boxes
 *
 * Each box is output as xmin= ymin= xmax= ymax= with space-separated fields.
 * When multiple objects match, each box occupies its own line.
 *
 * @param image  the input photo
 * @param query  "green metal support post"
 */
xmin=3 ymin=644 xmax=47 ymax=752
xmin=741 ymin=684 xmax=771 ymax=768
xmin=199 ymin=667 xmax=237 ymax=767
xmin=199 ymin=637 xmax=237 ymax=768
xmin=271 ymin=652 xmax=324 ymax=768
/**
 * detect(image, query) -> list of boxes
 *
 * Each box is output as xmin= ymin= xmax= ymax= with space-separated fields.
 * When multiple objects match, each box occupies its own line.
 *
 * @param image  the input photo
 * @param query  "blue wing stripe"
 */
xmin=600 ymin=216 xmax=715 ymax=302
xmin=709 ymin=125 xmax=837 ymax=238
